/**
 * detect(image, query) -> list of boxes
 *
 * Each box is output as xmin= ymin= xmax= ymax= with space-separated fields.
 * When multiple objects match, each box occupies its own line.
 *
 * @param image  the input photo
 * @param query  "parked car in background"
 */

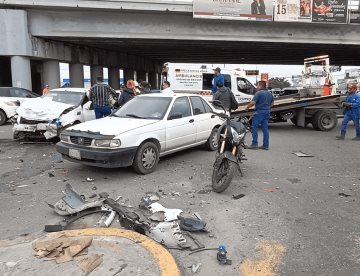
xmin=56 ymin=93 xmax=224 ymax=174
xmin=13 ymin=88 xmax=95 ymax=139
xmin=271 ymin=87 xmax=299 ymax=98
xmin=0 ymin=87 xmax=39 ymax=125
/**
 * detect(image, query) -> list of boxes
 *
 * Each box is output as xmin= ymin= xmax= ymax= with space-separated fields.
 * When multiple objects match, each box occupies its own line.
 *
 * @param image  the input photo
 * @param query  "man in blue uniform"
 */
xmin=212 ymin=67 xmax=224 ymax=100
xmin=245 ymin=81 xmax=274 ymax=150
xmin=336 ymin=83 xmax=360 ymax=140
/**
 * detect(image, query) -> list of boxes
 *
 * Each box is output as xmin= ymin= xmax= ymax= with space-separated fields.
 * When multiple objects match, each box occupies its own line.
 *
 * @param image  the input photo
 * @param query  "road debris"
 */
xmin=48 ymin=184 xmax=106 ymax=215
xmin=86 ymin=177 xmax=95 ymax=182
xmin=179 ymin=217 xmax=207 ymax=232
xmin=32 ymin=234 xmax=93 ymax=264
xmin=292 ymin=151 xmax=314 ymax=157
xmin=232 ymin=194 xmax=245 ymax=200
xmin=263 ymin=188 xmax=274 ymax=193
xmin=191 ymin=262 xmax=202 ymax=273
xmin=338 ymin=192 xmax=351 ymax=197
xmin=148 ymin=221 xmax=189 ymax=249
xmin=217 ymin=245 xmax=232 ymax=265
xmin=77 ymin=254 xmax=103 ymax=275
xmin=17 ymin=185 xmax=29 ymax=188
xmin=146 ymin=202 xmax=183 ymax=222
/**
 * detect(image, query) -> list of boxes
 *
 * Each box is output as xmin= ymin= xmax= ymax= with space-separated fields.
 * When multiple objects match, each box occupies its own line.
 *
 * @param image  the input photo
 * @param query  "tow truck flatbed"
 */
xmin=231 ymin=94 xmax=343 ymax=131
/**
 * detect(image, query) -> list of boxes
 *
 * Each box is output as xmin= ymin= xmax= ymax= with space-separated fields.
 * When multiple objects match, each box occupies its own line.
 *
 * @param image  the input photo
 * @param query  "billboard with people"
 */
xmin=273 ymin=0 xmax=312 ymax=22
xmin=193 ymin=0 xmax=273 ymax=21
xmin=312 ymin=0 xmax=348 ymax=23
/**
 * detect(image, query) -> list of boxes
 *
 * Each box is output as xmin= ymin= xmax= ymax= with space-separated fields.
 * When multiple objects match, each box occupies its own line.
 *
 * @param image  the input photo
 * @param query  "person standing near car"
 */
xmin=336 ymin=83 xmax=360 ymax=140
xmin=118 ymin=79 xmax=136 ymax=107
xmin=214 ymin=81 xmax=231 ymax=111
xmin=161 ymin=81 xmax=174 ymax=94
xmin=42 ymin=85 xmax=49 ymax=95
xmin=89 ymin=76 xmax=117 ymax=119
xmin=245 ymin=81 xmax=274 ymax=150
xmin=212 ymin=67 xmax=224 ymax=100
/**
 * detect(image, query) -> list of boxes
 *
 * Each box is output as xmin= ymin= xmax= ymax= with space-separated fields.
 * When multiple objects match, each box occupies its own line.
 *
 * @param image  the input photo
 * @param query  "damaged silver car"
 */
xmin=12 ymin=88 xmax=96 ymax=140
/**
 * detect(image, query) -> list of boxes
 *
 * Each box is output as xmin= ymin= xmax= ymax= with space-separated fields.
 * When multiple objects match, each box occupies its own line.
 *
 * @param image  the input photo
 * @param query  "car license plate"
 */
xmin=69 ymin=148 xmax=81 ymax=160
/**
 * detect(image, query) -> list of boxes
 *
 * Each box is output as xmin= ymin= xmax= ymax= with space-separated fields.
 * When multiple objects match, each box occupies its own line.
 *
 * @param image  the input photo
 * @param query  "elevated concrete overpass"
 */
xmin=1 ymin=0 xmax=360 ymax=92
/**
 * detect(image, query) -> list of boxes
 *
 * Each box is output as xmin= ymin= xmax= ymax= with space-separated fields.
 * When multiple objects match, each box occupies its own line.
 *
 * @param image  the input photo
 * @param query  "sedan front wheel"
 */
xmin=132 ymin=141 xmax=160 ymax=174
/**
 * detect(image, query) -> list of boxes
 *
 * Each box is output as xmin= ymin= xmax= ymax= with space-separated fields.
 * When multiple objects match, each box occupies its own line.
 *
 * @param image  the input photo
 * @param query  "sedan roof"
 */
xmin=50 ymin=88 xmax=89 ymax=93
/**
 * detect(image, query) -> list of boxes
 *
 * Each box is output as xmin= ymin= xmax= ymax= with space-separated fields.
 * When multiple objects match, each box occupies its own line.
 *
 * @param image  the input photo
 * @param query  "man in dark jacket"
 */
xmin=118 ymin=85 xmax=135 ymax=107
xmin=214 ymin=81 xmax=231 ymax=111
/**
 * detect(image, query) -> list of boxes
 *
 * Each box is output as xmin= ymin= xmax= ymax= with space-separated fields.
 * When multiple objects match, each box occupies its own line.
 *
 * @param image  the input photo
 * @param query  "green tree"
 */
xmin=268 ymin=77 xmax=291 ymax=89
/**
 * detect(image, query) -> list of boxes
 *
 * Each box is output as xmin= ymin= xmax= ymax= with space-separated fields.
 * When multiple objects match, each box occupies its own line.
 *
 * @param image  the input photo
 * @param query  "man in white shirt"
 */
xmin=161 ymin=81 xmax=174 ymax=94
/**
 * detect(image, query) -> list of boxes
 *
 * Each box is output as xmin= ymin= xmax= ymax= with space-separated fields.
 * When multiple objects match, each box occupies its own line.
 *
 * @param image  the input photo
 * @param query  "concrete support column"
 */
xmin=148 ymin=72 xmax=158 ymax=90
xmin=43 ymin=60 xmax=60 ymax=89
xmin=90 ymin=65 xmax=103 ymax=86
xmin=69 ymin=63 xmax=84 ymax=88
xmin=136 ymin=70 xmax=146 ymax=83
xmin=123 ymin=69 xmax=135 ymax=83
xmin=11 ymin=56 xmax=32 ymax=90
xmin=108 ymin=68 xmax=120 ymax=89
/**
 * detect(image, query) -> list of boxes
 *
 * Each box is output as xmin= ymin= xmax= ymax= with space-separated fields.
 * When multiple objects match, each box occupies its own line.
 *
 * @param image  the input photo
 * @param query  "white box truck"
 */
xmin=161 ymin=63 xmax=256 ymax=103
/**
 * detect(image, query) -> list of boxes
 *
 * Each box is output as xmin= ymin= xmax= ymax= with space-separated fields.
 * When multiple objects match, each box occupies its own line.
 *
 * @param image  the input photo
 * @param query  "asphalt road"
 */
xmin=0 ymin=120 xmax=359 ymax=276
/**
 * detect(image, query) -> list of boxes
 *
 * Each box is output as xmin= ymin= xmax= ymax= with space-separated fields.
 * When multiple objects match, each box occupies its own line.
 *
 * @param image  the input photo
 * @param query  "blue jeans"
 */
xmin=94 ymin=104 xmax=111 ymax=119
xmin=341 ymin=112 xmax=360 ymax=137
xmin=251 ymin=111 xmax=270 ymax=148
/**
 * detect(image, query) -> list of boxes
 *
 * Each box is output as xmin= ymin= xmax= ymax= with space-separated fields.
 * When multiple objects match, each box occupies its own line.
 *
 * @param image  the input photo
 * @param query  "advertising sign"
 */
xmin=312 ymin=0 xmax=348 ymax=23
xmin=273 ymin=0 xmax=312 ymax=22
xmin=349 ymin=10 xmax=360 ymax=24
xmin=246 ymin=70 xmax=259 ymax=76
xmin=193 ymin=0 xmax=273 ymax=21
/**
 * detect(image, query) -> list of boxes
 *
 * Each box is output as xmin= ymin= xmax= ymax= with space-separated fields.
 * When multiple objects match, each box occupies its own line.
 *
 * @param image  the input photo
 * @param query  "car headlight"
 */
xmin=60 ymin=134 xmax=70 ymax=142
xmin=94 ymin=139 xmax=121 ymax=148
xmin=5 ymin=101 xmax=20 ymax=106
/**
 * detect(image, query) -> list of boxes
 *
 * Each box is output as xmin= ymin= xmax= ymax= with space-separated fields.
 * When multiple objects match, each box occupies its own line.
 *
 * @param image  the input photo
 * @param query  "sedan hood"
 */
xmin=68 ymin=116 xmax=159 ymax=136
xmin=17 ymin=97 xmax=74 ymax=121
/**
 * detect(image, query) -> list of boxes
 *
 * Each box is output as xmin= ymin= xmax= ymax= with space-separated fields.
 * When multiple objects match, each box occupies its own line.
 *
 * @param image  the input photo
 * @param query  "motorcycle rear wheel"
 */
xmin=212 ymin=154 xmax=235 ymax=193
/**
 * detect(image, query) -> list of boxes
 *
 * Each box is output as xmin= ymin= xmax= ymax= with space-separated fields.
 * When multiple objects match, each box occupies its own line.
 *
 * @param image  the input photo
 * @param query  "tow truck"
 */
xmin=232 ymin=55 xmax=343 ymax=131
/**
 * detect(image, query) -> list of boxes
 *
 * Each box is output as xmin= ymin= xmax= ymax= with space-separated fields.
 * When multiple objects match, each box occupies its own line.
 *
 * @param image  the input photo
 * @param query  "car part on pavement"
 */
xmin=179 ymin=217 xmax=207 ymax=232
xmin=139 ymin=192 xmax=161 ymax=208
xmin=217 ymin=245 xmax=232 ymax=265
xmin=48 ymin=184 xmax=107 ymax=216
xmin=104 ymin=198 xmax=150 ymax=235
xmin=148 ymin=221 xmax=190 ymax=249
xmin=147 ymin=202 xmax=183 ymax=222
xmin=44 ymin=208 xmax=109 ymax=232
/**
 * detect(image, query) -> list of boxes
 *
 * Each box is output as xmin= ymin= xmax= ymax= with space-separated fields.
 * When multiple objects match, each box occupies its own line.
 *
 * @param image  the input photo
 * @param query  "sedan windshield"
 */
xmin=42 ymin=91 xmax=84 ymax=106
xmin=114 ymin=96 xmax=172 ymax=119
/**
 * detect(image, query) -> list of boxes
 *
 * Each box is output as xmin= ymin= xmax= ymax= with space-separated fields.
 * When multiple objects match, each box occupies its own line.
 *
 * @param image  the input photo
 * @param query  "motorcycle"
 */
xmin=211 ymin=101 xmax=251 ymax=193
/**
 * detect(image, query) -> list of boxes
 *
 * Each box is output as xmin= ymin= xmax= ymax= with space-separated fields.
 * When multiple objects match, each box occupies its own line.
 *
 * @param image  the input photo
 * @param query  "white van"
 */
xmin=161 ymin=63 xmax=256 ymax=103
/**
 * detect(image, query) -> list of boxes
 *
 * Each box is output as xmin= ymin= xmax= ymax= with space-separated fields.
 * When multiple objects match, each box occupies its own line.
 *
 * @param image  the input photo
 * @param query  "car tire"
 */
xmin=132 ymin=141 xmax=159 ymax=174
xmin=0 ymin=110 xmax=7 ymax=126
xmin=205 ymin=127 xmax=218 ymax=151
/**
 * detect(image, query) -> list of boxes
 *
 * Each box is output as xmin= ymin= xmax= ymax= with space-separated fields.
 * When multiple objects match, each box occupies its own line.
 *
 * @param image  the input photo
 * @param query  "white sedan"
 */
xmin=13 ymin=88 xmax=95 ymax=139
xmin=56 ymin=93 xmax=223 ymax=174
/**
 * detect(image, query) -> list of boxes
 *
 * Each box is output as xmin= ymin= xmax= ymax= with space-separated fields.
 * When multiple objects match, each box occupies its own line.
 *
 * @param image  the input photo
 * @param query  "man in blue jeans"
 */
xmin=245 ymin=81 xmax=274 ymax=150
xmin=336 ymin=83 xmax=360 ymax=140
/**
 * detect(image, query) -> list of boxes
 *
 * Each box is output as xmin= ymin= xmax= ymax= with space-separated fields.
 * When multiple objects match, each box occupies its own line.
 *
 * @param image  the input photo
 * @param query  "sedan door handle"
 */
xmin=189 ymin=119 xmax=194 ymax=123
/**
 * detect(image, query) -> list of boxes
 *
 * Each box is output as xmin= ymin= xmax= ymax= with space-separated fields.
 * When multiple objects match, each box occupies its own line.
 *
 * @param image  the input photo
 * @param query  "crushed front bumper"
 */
xmin=13 ymin=123 xmax=59 ymax=139
xmin=56 ymin=142 xmax=137 ymax=168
